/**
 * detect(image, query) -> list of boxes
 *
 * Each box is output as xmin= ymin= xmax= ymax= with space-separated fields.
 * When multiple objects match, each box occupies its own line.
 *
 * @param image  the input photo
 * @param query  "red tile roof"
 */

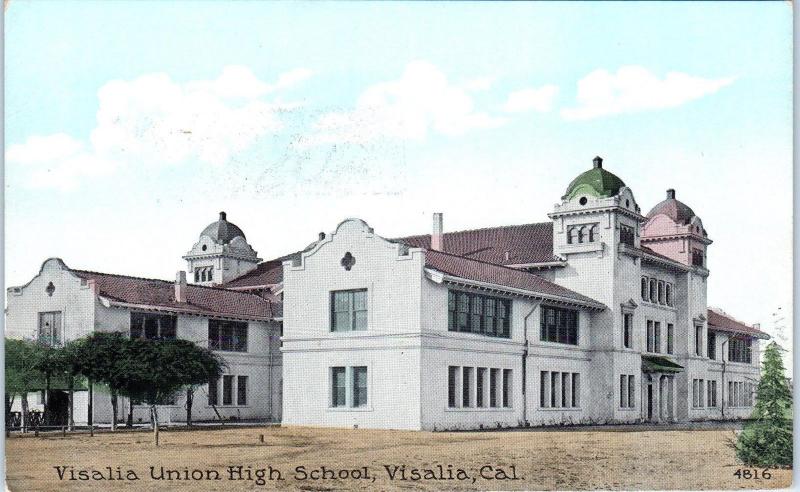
xmin=72 ymin=270 xmax=278 ymax=320
xmin=221 ymin=259 xmax=285 ymax=289
xmin=424 ymin=249 xmax=603 ymax=308
xmin=397 ymin=222 xmax=557 ymax=266
xmin=707 ymin=308 xmax=769 ymax=339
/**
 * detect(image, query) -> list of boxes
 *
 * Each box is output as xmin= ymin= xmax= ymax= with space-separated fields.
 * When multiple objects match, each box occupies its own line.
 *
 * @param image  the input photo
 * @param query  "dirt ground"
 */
xmin=5 ymin=426 xmax=792 ymax=491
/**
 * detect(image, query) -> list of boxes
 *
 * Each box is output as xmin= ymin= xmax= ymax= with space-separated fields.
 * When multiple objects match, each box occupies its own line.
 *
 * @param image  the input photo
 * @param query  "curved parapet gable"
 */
xmin=285 ymin=218 xmax=423 ymax=271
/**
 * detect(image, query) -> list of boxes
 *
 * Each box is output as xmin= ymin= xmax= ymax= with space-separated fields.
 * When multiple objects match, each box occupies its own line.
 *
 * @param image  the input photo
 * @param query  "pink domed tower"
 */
xmin=640 ymin=189 xmax=712 ymax=268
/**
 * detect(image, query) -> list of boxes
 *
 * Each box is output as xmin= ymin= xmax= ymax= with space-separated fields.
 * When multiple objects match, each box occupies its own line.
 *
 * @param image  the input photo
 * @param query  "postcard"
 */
xmin=3 ymin=1 xmax=794 ymax=490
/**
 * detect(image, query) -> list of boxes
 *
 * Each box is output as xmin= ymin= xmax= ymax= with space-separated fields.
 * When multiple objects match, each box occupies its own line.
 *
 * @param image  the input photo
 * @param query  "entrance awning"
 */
xmin=642 ymin=355 xmax=684 ymax=374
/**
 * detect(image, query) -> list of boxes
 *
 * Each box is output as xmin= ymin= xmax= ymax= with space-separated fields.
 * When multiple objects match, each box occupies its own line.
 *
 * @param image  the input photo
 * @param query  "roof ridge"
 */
xmin=708 ymin=307 xmax=755 ymax=328
xmin=397 ymin=221 xmax=552 ymax=240
xmin=71 ymin=269 xmax=270 ymax=300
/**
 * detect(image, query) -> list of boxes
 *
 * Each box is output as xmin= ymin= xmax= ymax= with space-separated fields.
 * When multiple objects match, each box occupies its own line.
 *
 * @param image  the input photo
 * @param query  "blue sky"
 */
xmin=4 ymin=2 xmax=793 ymax=351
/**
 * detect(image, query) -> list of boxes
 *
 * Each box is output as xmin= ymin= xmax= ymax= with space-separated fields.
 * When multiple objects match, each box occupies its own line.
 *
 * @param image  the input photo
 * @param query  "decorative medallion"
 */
xmin=45 ymin=282 xmax=55 ymax=297
xmin=340 ymin=252 xmax=356 ymax=271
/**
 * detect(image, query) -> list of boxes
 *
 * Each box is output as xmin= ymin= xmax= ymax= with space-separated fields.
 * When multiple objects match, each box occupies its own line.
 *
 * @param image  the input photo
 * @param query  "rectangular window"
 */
xmin=208 ymin=379 xmax=218 ymax=406
xmin=37 ymin=311 xmax=63 ymax=347
xmin=476 ymin=368 xmax=486 ymax=408
xmin=448 ymin=366 xmax=458 ymax=408
xmin=448 ymin=290 xmax=511 ymax=338
xmin=667 ymin=324 xmax=674 ymax=354
xmin=462 ymin=367 xmax=473 ymax=408
xmin=208 ymin=319 xmax=248 ymax=352
xmin=222 ymin=375 xmax=234 ymax=406
xmin=331 ymin=367 xmax=346 ymax=407
xmin=692 ymin=248 xmax=704 ymax=267
xmin=692 ymin=379 xmax=698 ymax=407
xmin=502 ymin=369 xmax=512 ymax=408
xmin=620 ymin=375 xmax=627 ymax=408
xmin=237 ymin=375 xmax=248 ymax=406
xmin=728 ymin=338 xmax=753 ymax=363
xmin=620 ymin=224 xmax=635 ymax=247
xmin=728 ymin=381 xmax=734 ymax=406
xmin=623 ymin=313 xmax=632 ymax=349
xmin=352 ymin=366 xmax=368 ymax=408
xmin=540 ymin=371 xmax=549 ymax=408
xmin=665 ymin=283 xmax=673 ymax=306
xmin=561 ymin=372 xmax=568 ymax=408
xmin=653 ymin=322 xmax=661 ymax=353
xmin=331 ymin=290 xmax=368 ymax=332
xmin=540 ymin=306 xmax=579 ymax=345
xmin=130 ymin=312 xmax=177 ymax=340
xmin=695 ymin=325 xmax=703 ymax=356
xmin=628 ymin=375 xmax=635 ymax=408
xmin=657 ymin=281 xmax=665 ymax=304
xmin=699 ymin=379 xmax=705 ymax=407
xmin=641 ymin=276 xmax=649 ymax=301
xmin=707 ymin=380 xmax=717 ymax=407
xmin=490 ymin=368 xmax=499 ymax=408
xmin=646 ymin=320 xmax=654 ymax=353
xmin=707 ymin=332 xmax=716 ymax=360
xmin=572 ymin=373 xmax=580 ymax=407
xmin=550 ymin=371 xmax=559 ymax=408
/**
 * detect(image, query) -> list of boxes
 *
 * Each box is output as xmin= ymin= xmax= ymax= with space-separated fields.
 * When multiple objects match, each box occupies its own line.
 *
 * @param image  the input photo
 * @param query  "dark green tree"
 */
xmin=58 ymin=339 xmax=88 ymax=430
xmin=30 ymin=342 xmax=66 ymax=426
xmin=122 ymin=338 xmax=224 ymax=445
xmin=5 ymin=338 xmax=40 ymax=431
xmin=736 ymin=341 xmax=793 ymax=467
xmin=75 ymin=332 xmax=131 ymax=431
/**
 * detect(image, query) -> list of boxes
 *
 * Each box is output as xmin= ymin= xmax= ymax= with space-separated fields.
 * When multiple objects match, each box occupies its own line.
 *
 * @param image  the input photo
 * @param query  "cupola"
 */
xmin=562 ymin=156 xmax=627 ymax=201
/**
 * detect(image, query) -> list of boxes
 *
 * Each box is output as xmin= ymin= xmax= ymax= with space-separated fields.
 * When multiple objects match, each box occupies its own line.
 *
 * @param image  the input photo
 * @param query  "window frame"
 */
xmin=208 ymin=319 xmax=249 ymax=352
xmin=130 ymin=312 xmax=177 ymax=340
xmin=447 ymin=290 xmax=511 ymax=339
xmin=331 ymin=289 xmax=368 ymax=332
xmin=37 ymin=311 xmax=64 ymax=347
xmin=540 ymin=305 xmax=579 ymax=346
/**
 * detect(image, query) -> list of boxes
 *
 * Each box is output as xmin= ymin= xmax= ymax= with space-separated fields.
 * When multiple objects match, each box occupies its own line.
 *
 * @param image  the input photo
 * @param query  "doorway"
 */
xmin=646 ymin=383 xmax=653 ymax=421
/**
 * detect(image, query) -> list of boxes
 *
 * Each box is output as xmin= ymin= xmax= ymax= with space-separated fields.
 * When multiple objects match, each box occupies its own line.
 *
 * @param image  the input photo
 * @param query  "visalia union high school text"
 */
xmin=7 ymin=156 xmax=768 ymax=430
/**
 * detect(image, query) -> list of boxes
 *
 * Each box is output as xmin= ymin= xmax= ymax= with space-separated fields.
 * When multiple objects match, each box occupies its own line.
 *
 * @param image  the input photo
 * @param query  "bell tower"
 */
xmin=183 ymin=211 xmax=261 ymax=286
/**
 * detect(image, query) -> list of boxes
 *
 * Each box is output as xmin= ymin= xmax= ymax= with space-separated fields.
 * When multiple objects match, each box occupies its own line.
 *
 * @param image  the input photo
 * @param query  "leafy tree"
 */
xmin=5 ymin=338 xmax=40 ymax=431
xmin=75 ymin=332 xmax=131 ymax=431
xmin=736 ymin=341 xmax=793 ymax=467
xmin=30 ymin=342 xmax=66 ymax=426
xmin=58 ymin=339 xmax=88 ymax=430
xmin=122 ymin=338 xmax=224 ymax=445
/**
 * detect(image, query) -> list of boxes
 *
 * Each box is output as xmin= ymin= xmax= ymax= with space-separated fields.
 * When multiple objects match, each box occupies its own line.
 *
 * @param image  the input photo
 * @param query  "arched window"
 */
xmin=641 ymin=277 xmax=648 ymax=301
xmin=657 ymin=281 xmax=665 ymax=304
xmin=665 ymin=284 xmax=672 ymax=306
xmin=649 ymin=279 xmax=657 ymax=302
xmin=577 ymin=227 xmax=585 ymax=244
xmin=588 ymin=224 xmax=597 ymax=242
xmin=206 ymin=268 xmax=213 ymax=282
xmin=194 ymin=269 xmax=200 ymax=282
xmin=567 ymin=227 xmax=576 ymax=244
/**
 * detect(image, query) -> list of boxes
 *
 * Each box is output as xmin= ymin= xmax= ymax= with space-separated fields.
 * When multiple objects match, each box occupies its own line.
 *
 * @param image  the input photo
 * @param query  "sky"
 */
xmin=4 ymin=2 xmax=793 ymax=362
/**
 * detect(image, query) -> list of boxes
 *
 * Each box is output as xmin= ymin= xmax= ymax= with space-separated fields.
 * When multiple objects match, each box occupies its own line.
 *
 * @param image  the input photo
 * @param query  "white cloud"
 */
xmin=461 ymin=76 xmax=495 ymax=92
xmin=502 ymin=85 xmax=559 ymax=113
xmin=561 ymin=66 xmax=736 ymax=120
xmin=7 ymin=66 xmax=313 ymax=189
xmin=309 ymin=61 xmax=506 ymax=145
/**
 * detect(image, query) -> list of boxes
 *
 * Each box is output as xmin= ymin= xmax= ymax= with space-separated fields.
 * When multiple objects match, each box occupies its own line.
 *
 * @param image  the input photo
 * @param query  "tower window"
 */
xmin=692 ymin=248 xmax=704 ymax=267
xmin=579 ymin=197 xmax=588 ymax=205
xmin=619 ymin=224 xmax=635 ymax=247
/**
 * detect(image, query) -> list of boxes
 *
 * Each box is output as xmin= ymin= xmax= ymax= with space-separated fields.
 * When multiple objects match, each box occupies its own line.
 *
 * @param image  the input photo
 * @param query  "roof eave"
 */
xmin=424 ymin=268 xmax=605 ymax=311
xmin=101 ymin=298 xmax=273 ymax=323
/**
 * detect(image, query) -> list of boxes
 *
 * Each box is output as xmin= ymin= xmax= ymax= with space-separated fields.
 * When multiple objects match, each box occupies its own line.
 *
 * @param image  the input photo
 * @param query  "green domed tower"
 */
xmin=562 ymin=156 xmax=627 ymax=201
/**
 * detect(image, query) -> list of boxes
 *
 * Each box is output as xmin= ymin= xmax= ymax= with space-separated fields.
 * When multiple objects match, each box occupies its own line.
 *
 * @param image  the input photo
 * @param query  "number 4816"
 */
xmin=734 ymin=469 xmax=772 ymax=480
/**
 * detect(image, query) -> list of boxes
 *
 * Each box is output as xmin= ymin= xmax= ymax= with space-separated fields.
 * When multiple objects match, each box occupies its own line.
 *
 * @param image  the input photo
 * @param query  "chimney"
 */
xmin=175 ymin=271 xmax=188 ymax=303
xmin=593 ymin=156 xmax=603 ymax=169
xmin=219 ymin=211 xmax=227 ymax=221
xmin=319 ymin=232 xmax=326 ymax=241
xmin=667 ymin=189 xmax=676 ymax=200
xmin=753 ymin=323 xmax=761 ymax=330
xmin=431 ymin=213 xmax=444 ymax=251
